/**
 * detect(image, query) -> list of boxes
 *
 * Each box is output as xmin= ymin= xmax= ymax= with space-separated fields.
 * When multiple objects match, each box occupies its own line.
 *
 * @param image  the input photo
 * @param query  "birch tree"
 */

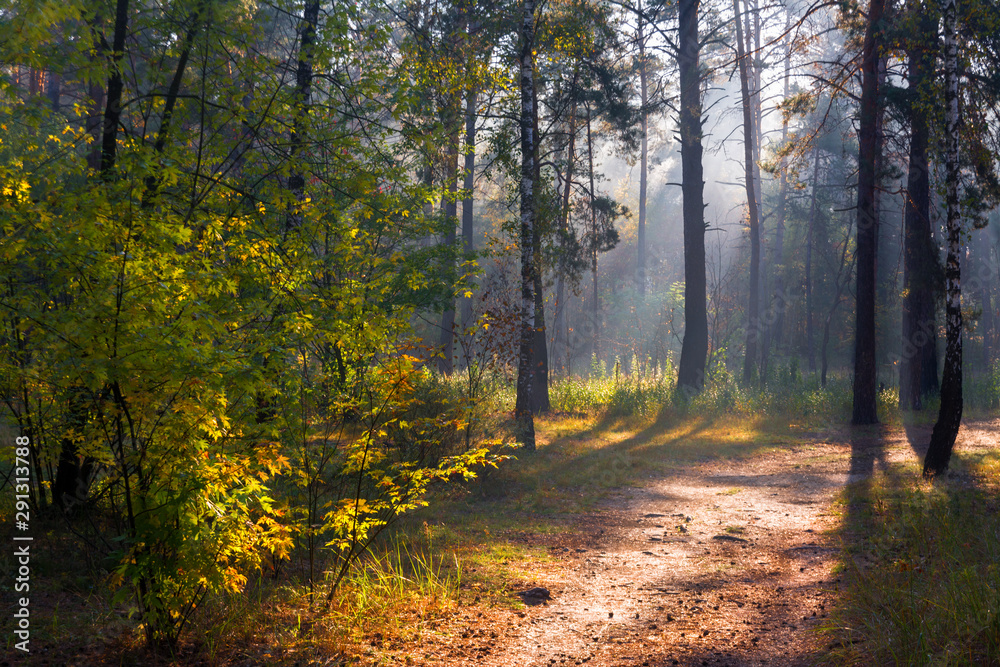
xmin=515 ymin=0 xmax=538 ymax=450
xmin=924 ymin=0 xmax=963 ymax=475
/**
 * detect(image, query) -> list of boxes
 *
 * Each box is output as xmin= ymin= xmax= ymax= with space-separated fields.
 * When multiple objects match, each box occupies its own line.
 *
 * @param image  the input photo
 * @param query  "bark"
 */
xmin=47 ymin=71 xmax=61 ymax=112
xmin=765 ymin=13 xmax=792 ymax=373
xmin=460 ymin=87 xmax=477 ymax=349
xmin=531 ymin=71 xmax=550 ymax=413
xmin=554 ymin=73 xmax=579 ymax=377
xmin=515 ymin=0 xmax=537 ymax=450
xmin=144 ymin=0 xmax=211 ymax=203
xmin=924 ymin=0 xmax=962 ymax=476
xmin=805 ymin=145 xmax=820 ymax=373
xmin=676 ymin=0 xmax=708 ymax=395
xmin=822 ymin=228 xmax=854 ymax=387
xmin=851 ymin=0 xmax=885 ymax=425
xmin=438 ymin=126 xmax=460 ymax=374
xmin=99 ymin=0 xmax=130 ymax=179
xmin=637 ymin=13 xmax=649 ymax=297
xmin=287 ymin=0 xmax=320 ymax=226
xmin=900 ymin=8 xmax=940 ymax=410
xmin=53 ymin=389 xmax=93 ymax=510
xmin=734 ymin=0 xmax=761 ymax=386
xmin=980 ymin=230 xmax=993 ymax=367
xmin=587 ymin=105 xmax=601 ymax=364
xmin=438 ymin=8 xmax=469 ymax=375
xmin=532 ymin=262 xmax=550 ymax=412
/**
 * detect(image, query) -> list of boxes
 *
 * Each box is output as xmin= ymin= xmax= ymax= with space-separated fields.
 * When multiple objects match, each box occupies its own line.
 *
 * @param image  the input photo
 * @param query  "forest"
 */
xmin=1 ymin=0 xmax=999 ymax=662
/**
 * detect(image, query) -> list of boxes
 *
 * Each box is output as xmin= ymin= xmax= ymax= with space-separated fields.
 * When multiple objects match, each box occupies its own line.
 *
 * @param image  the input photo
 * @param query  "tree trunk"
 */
xmin=637 ymin=12 xmax=649 ymax=298
xmin=554 ymin=75 xmax=578 ymax=377
xmin=531 ymin=70 xmax=549 ymax=413
xmin=851 ymin=0 xmax=885 ymax=425
xmin=438 ymin=126 xmax=460 ymax=374
xmin=924 ymin=0 xmax=962 ymax=475
xmin=764 ymin=11 xmax=792 ymax=376
xmin=460 ymin=86 xmax=477 ymax=356
xmin=900 ymin=8 xmax=939 ymax=410
xmin=822 ymin=227 xmax=854 ymax=387
xmin=587 ymin=105 xmax=601 ymax=365
xmin=515 ymin=0 xmax=537 ymax=450
xmin=676 ymin=0 xmax=708 ymax=396
xmin=286 ymin=0 xmax=319 ymax=224
xmin=99 ymin=0 xmax=130 ymax=179
xmin=980 ymin=230 xmax=993 ymax=368
xmin=144 ymin=0 xmax=211 ymax=204
xmin=805 ymin=145 xmax=820 ymax=373
xmin=47 ymin=71 xmax=61 ymax=112
xmin=532 ymin=263 xmax=550 ymax=412
xmin=734 ymin=0 xmax=761 ymax=386
xmin=53 ymin=389 xmax=93 ymax=510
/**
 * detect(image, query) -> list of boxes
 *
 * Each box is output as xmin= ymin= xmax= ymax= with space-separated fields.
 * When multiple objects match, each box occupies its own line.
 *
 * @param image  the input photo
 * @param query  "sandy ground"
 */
xmin=395 ymin=418 xmax=998 ymax=667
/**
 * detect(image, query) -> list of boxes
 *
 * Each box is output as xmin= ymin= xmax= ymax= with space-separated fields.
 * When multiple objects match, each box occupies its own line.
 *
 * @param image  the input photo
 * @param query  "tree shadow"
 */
xmin=902 ymin=412 xmax=934 ymax=461
xmin=847 ymin=423 xmax=890 ymax=483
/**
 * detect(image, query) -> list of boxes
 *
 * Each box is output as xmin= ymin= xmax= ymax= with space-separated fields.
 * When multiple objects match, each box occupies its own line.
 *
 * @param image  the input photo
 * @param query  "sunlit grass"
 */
xmin=822 ymin=453 xmax=1000 ymax=666
xmin=18 ymin=367 xmax=994 ymax=665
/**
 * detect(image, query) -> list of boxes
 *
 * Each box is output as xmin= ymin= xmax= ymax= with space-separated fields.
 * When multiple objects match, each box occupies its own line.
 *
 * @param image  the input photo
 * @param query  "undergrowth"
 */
xmin=824 ymin=454 xmax=1000 ymax=666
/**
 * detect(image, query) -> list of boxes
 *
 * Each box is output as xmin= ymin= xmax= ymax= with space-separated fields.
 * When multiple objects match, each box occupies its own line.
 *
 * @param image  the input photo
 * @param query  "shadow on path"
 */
xmin=847 ymin=424 xmax=889 ymax=484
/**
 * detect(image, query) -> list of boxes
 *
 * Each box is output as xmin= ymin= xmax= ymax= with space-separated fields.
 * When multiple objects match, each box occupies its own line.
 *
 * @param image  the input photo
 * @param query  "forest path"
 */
xmin=477 ymin=440 xmax=856 ymax=667
xmin=409 ymin=419 xmax=948 ymax=667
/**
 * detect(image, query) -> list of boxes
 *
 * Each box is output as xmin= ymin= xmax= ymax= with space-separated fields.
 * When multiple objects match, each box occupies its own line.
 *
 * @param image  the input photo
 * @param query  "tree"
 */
xmin=0 ymin=0 xmax=495 ymax=647
xmin=899 ymin=2 xmax=941 ymax=411
xmin=924 ymin=0 xmax=962 ymax=475
xmin=515 ymin=0 xmax=539 ymax=449
xmin=851 ymin=0 xmax=886 ymax=425
xmin=733 ymin=0 xmax=762 ymax=386
xmin=676 ymin=0 xmax=708 ymax=396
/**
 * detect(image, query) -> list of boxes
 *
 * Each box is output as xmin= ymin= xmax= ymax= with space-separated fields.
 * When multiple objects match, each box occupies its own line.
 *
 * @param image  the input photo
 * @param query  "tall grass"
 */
xmin=825 ymin=467 xmax=1000 ymax=665
xmin=332 ymin=534 xmax=461 ymax=632
xmin=549 ymin=372 xmax=674 ymax=417
xmin=544 ymin=357 xmax=861 ymax=425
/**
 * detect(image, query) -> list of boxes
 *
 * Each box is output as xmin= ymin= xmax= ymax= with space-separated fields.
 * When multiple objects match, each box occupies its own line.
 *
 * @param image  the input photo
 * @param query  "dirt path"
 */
xmin=406 ymin=420 xmax=995 ymax=667
xmin=493 ymin=444 xmax=850 ymax=667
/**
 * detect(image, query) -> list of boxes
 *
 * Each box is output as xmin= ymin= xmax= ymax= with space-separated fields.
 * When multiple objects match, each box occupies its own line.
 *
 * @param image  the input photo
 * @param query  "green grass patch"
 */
xmin=822 ymin=453 xmax=1000 ymax=666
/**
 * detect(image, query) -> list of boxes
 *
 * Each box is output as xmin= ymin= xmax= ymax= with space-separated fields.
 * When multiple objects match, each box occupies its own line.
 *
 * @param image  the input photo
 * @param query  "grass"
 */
xmin=5 ymin=368 xmax=997 ymax=665
xmin=822 ymin=450 xmax=1000 ymax=666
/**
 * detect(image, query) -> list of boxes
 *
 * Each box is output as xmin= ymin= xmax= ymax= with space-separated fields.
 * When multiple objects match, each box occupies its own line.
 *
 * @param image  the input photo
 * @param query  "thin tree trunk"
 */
xmin=554 ymin=75 xmax=578 ymax=377
xmin=822 ymin=227 xmax=855 ymax=387
xmin=47 ymin=71 xmax=61 ymax=112
xmin=764 ymin=11 xmax=792 ymax=378
xmin=924 ymin=0 xmax=962 ymax=475
xmin=460 ymin=86 xmax=477 ymax=357
xmin=144 ymin=0 xmax=211 ymax=203
xmin=981 ymin=230 xmax=993 ymax=368
xmin=99 ymin=0 xmax=130 ymax=179
xmin=587 ymin=105 xmax=601 ymax=364
xmin=438 ymin=125 xmax=460 ymax=374
xmin=852 ymin=0 xmax=886 ymax=425
xmin=735 ymin=0 xmax=761 ymax=386
xmin=515 ymin=0 xmax=537 ymax=450
xmin=805 ymin=145 xmax=820 ymax=373
xmin=676 ymin=0 xmax=708 ymax=395
xmin=532 ymin=256 xmax=550 ymax=412
xmin=637 ymin=11 xmax=649 ymax=297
